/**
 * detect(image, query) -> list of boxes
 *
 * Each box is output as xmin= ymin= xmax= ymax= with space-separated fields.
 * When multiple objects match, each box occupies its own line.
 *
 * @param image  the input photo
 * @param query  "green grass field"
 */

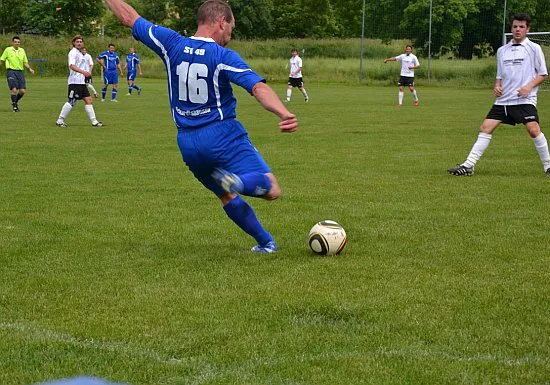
xmin=1 ymin=78 xmax=549 ymax=385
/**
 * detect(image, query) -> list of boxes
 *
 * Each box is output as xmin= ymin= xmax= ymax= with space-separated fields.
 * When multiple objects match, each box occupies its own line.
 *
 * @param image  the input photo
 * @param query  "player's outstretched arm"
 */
xmin=252 ymin=82 xmax=298 ymax=133
xmin=104 ymin=0 xmax=140 ymax=28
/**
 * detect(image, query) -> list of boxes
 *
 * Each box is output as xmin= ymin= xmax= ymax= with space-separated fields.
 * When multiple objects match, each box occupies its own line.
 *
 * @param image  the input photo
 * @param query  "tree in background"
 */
xmin=2 ymin=0 xmax=549 ymax=55
xmin=228 ymin=0 xmax=274 ymax=39
xmin=401 ymin=0 xmax=478 ymax=58
xmin=332 ymin=0 xmax=364 ymax=38
xmin=398 ymin=0 xmax=550 ymax=59
xmin=24 ymin=0 xmax=105 ymax=36
xmin=103 ymin=0 xmax=143 ymax=37
xmin=172 ymin=0 xmax=274 ymax=39
xmin=0 ymin=0 xmax=25 ymax=34
xmin=171 ymin=0 xmax=203 ymax=36
xmin=140 ymin=0 xmax=171 ymax=24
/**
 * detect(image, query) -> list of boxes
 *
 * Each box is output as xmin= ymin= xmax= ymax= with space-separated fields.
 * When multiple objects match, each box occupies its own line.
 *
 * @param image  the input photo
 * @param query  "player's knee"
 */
xmin=219 ymin=192 xmax=237 ymax=206
xmin=479 ymin=121 xmax=496 ymax=134
xmin=526 ymin=123 xmax=542 ymax=138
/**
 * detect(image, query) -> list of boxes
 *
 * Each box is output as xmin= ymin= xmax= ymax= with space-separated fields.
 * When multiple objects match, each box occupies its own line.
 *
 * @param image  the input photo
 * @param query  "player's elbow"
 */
xmin=252 ymin=82 xmax=266 ymax=96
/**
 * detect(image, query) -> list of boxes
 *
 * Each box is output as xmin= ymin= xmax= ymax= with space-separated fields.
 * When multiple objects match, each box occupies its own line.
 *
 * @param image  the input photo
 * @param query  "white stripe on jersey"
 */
xmin=148 ymin=26 xmax=175 ymax=122
xmin=214 ymin=64 xmax=253 ymax=121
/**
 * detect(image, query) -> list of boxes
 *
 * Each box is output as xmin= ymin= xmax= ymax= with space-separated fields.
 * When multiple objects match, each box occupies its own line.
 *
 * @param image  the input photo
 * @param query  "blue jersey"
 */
xmin=126 ymin=53 xmax=140 ymax=72
xmin=132 ymin=17 xmax=265 ymax=130
xmin=96 ymin=51 xmax=120 ymax=72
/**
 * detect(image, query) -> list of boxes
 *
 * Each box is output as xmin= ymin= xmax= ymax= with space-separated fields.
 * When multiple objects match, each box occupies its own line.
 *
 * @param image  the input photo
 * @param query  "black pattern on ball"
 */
xmin=309 ymin=233 xmax=329 ymax=255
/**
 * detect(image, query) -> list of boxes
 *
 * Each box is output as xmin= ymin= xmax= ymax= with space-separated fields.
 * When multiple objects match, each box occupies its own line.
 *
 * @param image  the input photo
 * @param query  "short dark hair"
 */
xmin=291 ymin=48 xmax=298 ymax=53
xmin=197 ymin=0 xmax=233 ymax=25
xmin=12 ymin=36 xmax=20 ymax=41
xmin=512 ymin=13 xmax=531 ymax=28
xmin=406 ymin=45 xmax=413 ymax=50
xmin=108 ymin=43 xmax=115 ymax=48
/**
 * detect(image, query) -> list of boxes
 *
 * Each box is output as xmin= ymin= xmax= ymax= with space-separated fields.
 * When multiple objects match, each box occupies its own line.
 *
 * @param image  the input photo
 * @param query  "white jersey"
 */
xmin=395 ymin=53 xmax=419 ymax=77
xmin=495 ymin=38 xmax=548 ymax=106
xmin=81 ymin=53 xmax=94 ymax=73
xmin=67 ymin=47 xmax=85 ymax=85
xmin=289 ymin=55 xmax=303 ymax=78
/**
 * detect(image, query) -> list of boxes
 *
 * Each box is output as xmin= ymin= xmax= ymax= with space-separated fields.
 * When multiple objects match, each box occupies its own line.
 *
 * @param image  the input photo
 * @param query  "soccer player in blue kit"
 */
xmin=104 ymin=0 xmax=298 ymax=253
xmin=96 ymin=44 xmax=123 ymax=102
xmin=124 ymin=47 xmax=142 ymax=96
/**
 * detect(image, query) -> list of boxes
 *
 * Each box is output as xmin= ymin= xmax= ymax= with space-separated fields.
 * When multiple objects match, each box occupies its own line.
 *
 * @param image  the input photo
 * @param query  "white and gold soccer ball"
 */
xmin=308 ymin=220 xmax=347 ymax=255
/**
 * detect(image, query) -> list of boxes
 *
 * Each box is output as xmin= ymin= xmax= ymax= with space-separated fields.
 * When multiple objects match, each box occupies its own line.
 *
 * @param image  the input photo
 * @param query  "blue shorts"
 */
xmin=127 ymin=71 xmax=137 ymax=81
xmin=177 ymin=119 xmax=271 ymax=196
xmin=103 ymin=70 xmax=118 ymax=85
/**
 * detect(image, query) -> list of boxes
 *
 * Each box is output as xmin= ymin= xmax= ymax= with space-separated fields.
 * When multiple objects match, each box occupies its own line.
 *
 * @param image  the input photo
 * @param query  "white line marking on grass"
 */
xmin=3 ymin=321 xmax=548 ymax=383
xmin=0 ymin=321 xmax=181 ymax=365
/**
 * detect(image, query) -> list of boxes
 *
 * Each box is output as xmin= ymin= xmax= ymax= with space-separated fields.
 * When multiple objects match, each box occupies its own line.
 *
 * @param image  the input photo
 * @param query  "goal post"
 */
xmin=504 ymin=31 xmax=550 ymax=46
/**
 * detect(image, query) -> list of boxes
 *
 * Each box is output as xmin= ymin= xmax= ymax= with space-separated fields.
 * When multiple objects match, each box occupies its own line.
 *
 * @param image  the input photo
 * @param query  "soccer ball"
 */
xmin=308 ymin=220 xmax=347 ymax=255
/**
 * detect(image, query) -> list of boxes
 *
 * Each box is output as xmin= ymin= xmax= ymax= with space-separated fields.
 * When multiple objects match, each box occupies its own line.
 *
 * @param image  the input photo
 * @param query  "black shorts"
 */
xmin=288 ymin=77 xmax=303 ymax=88
xmin=6 ymin=69 xmax=26 ymax=90
xmin=486 ymin=104 xmax=539 ymax=125
xmin=85 ymin=76 xmax=93 ymax=84
xmin=67 ymin=84 xmax=91 ymax=101
xmin=398 ymin=76 xmax=414 ymax=86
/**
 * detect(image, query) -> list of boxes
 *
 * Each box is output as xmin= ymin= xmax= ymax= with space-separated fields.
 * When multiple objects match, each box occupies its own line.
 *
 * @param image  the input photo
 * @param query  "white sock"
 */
xmin=85 ymin=104 xmax=98 ymax=124
xmin=463 ymin=132 xmax=492 ymax=168
xmin=87 ymin=83 xmax=97 ymax=95
xmin=286 ymin=89 xmax=292 ymax=101
xmin=398 ymin=91 xmax=404 ymax=105
xmin=301 ymin=88 xmax=308 ymax=99
xmin=533 ymin=133 xmax=550 ymax=170
xmin=58 ymin=102 xmax=72 ymax=121
xmin=411 ymin=90 xmax=418 ymax=101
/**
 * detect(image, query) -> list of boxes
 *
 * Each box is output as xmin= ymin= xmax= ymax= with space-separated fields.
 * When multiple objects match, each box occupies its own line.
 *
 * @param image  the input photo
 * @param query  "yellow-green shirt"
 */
xmin=0 ymin=46 xmax=29 ymax=70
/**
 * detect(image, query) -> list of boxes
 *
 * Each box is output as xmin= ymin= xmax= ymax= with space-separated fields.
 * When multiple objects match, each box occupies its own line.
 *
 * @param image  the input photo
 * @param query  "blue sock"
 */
xmin=238 ymin=173 xmax=271 ymax=197
xmin=128 ymin=86 xmax=133 ymax=94
xmin=111 ymin=88 xmax=118 ymax=100
xmin=133 ymin=84 xmax=141 ymax=91
xmin=223 ymin=195 xmax=273 ymax=246
xmin=101 ymin=87 xmax=107 ymax=99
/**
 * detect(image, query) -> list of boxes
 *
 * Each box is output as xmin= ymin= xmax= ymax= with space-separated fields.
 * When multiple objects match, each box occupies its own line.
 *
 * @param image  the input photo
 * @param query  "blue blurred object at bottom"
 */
xmin=35 ymin=376 xmax=128 ymax=385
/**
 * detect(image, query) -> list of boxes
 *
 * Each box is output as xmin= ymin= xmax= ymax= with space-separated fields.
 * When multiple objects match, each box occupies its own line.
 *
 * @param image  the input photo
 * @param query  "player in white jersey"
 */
xmin=384 ymin=45 xmax=420 ymax=106
xmin=448 ymin=13 xmax=550 ymax=177
xmin=286 ymin=48 xmax=309 ymax=102
xmin=81 ymin=47 xmax=99 ymax=98
xmin=55 ymin=35 xmax=105 ymax=127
